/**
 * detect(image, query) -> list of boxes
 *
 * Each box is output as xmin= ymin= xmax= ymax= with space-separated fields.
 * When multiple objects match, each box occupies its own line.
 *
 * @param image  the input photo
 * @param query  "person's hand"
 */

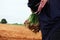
xmin=35 ymin=0 xmax=48 ymax=14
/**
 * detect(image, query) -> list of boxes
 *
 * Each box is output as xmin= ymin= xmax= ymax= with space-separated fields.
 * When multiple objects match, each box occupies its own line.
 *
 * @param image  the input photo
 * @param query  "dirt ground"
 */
xmin=0 ymin=24 xmax=42 ymax=40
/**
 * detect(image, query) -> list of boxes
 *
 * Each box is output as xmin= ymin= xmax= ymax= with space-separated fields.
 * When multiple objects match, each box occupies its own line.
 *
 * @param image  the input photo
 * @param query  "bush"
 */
xmin=1 ymin=18 xmax=7 ymax=24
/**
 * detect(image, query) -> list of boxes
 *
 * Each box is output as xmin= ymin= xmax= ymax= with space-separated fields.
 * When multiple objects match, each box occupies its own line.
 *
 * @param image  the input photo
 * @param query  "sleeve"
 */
xmin=27 ymin=0 xmax=41 ymax=12
xmin=27 ymin=0 xmax=34 ymax=8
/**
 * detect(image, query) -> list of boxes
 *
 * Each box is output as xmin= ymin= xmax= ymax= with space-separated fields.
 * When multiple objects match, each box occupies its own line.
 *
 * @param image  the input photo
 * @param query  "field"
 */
xmin=0 ymin=24 xmax=42 ymax=40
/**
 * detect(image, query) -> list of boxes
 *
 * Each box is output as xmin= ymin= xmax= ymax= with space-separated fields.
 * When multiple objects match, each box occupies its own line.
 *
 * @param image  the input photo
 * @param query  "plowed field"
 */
xmin=0 ymin=24 xmax=42 ymax=40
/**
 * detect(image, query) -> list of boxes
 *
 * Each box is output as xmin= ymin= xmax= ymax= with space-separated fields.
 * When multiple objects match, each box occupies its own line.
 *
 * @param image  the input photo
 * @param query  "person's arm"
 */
xmin=35 ymin=0 xmax=48 ymax=14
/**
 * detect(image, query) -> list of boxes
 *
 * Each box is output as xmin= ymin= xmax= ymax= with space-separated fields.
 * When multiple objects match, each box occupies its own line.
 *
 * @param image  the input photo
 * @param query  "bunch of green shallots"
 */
xmin=24 ymin=13 xmax=40 ymax=33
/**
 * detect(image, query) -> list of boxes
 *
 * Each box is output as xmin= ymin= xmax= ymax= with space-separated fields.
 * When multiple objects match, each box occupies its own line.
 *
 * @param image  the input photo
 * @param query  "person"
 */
xmin=36 ymin=0 xmax=60 ymax=40
xmin=28 ymin=0 xmax=60 ymax=40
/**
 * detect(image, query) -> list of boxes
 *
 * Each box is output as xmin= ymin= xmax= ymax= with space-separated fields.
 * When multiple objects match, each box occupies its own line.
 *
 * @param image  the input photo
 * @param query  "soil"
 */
xmin=0 ymin=24 xmax=42 ymax=40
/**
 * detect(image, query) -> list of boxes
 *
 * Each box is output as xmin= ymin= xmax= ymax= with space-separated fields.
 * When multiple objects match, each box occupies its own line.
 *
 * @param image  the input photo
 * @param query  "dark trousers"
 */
xmin=39 ymin=15 xmax=60 ymax=40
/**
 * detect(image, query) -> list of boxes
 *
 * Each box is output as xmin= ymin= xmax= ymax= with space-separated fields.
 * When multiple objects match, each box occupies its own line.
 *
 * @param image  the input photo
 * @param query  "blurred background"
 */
xmin=0 ymin=0 xmax=31 ymax=24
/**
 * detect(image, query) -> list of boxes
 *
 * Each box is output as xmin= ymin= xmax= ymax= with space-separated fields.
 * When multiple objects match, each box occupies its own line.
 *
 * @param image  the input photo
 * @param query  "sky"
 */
xmin=0 ymin=0 xmax=31 ymax=24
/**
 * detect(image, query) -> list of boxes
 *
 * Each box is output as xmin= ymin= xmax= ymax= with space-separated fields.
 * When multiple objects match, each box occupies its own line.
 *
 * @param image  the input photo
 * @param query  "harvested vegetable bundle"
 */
xmin=24 ymin=13 xmax=40 ymax=33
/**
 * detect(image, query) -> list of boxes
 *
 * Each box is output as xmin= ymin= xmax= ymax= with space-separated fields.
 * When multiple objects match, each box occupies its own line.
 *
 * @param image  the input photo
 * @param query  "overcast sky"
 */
xmin=0 ymin=0 xmax=31 ymax=24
